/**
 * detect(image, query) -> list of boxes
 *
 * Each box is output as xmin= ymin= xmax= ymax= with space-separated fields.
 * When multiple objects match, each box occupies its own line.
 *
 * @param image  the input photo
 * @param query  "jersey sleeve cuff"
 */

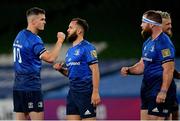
xmin=39 ymin=49 xmax=46 ymax=59
xmin=162 ymin=58 xmax=174 ymax=64
xmin=88 ymin=60 xmax=98 ymax=65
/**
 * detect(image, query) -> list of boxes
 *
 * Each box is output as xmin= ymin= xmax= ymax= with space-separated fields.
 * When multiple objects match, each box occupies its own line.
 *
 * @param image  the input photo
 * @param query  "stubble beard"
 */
xmin=66 ymin=32 xmax=78 ymax=43
xmin=165 ymin=29 xmax=173 ymax=38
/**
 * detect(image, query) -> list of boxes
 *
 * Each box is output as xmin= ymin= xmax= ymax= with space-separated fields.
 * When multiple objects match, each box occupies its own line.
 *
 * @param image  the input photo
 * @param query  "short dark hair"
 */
xmin=26 ymin=7 xmax=45 ymax=17
xmin=143 ymin=10 xmax=162 ymax=24
xmin=71 ymin=18 xmax=89 ymax=33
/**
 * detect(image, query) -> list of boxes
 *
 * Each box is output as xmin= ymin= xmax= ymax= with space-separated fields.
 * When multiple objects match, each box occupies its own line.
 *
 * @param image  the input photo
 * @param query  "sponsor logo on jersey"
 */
xmin=67 ymin=62 xmax=80 ymax=66
xmin=161 ymin=49 xmax=171 ymax=58
xmin=142 ymin=57 xmax=152 ymax=62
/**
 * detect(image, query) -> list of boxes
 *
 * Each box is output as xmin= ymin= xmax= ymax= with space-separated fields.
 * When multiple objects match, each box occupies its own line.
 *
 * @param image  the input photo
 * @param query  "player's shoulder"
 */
xmin=17 ymin=29 xmax=27 ymax=36
xmin=25 ymin=30 xmax=43 ymax=44
xmin=158 ymin=33 xmax=173 ymax=45
xmin=158 ymin=33 xmax=170 ymax=41
xmin=156 ymin=33 xmax=174 ymax=49
xmin=81 ymin=40 xmax=96 ymax=49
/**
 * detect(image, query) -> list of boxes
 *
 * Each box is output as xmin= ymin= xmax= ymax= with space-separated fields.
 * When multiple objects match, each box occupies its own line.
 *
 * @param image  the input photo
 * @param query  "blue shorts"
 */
xmin=66 ymin=90 xmax=96 ymax=119
xmin=141 ymin=97 xmax=173 ymax=117
xmin=171 ymin=97 xmax=179 ymax=112
xmin=13 ymin=90 xmax=44 ymax=112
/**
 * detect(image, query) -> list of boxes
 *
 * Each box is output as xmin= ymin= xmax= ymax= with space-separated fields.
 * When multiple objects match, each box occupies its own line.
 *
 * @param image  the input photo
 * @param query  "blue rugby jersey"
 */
xmin=13 ymin=29 xmax=46 ymax=91
xmin=65 ymin=40 xmax=98 ymax=92
xmin=141 ymin=32 xmax=176 ymax=98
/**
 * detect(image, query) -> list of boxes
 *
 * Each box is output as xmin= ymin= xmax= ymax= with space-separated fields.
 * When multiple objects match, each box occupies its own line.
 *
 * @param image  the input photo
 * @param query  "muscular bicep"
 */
xmin=137 ymin=58 xmax=144 ymax=69
xmin=89 ymin=63 xmax=99 ymax=73
xmin=162 ymin=61 xmax=174 ymax=74
xmin=161 ymin=60 xmax=175 ymax=91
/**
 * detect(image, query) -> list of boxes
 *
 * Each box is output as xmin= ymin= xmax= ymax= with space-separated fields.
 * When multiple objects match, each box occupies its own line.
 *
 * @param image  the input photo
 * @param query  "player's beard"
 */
xmin=66 ymin=32 xmax=78 ymax=43
xmin=141 ymin=29 xmax=152 ymax=40
xmin=165 ymin=29 xmax=173 ymax=38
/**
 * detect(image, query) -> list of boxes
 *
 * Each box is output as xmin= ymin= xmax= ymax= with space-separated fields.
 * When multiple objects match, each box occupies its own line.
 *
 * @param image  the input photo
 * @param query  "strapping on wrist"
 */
xmin=160 ymin=89 xmax=167 ymax=93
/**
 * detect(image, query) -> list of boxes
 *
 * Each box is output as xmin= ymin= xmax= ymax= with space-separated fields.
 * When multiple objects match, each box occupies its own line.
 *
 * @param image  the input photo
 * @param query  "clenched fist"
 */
xmin=57 ymin=32 xmax=66 ymax=43
xmin=120 ymin=67 xmax=129 ymax=76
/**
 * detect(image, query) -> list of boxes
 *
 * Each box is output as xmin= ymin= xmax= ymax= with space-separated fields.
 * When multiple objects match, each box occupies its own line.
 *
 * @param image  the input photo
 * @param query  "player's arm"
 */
xmin=40 ymin=32 xmax=65 ymax=63
xmin=53 ymin=62 xmax=68 ymax=77
xmin=173 ymin=69 xmax=180 ymax=79
xmin=156 ymin=61 xmax=174 ymax=103
xmin=89 ymin=63 xmax=101 ymax=106
xmin=120 ymin=58 xmax=144 ymax=76
xmin=161 ymin=61 xmax=174 ymax=91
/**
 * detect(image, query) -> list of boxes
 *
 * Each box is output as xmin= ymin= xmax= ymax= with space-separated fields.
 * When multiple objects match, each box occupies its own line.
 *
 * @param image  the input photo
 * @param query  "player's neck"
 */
xmin=27 ymin=26 xmax=38 ymax=35
xmin=151 ymin=27 xmax=162 ymax=40
xmin=73 ymin=36 xmax=84 ymax=47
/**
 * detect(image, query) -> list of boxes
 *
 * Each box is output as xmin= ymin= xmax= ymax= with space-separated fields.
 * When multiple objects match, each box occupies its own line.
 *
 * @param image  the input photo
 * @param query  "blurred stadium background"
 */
xmin=0 ymin=0 xmax=180 ymax=120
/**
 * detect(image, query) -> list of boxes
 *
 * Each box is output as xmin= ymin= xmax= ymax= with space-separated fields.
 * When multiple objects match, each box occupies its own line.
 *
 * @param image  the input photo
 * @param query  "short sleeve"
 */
xmin=156 ymin=36 xmax=175 ymax=64
xmin=33 ymin=37 xmax=46 ymax=57
xmin=85 ymin=45 xmax=98 ymax=65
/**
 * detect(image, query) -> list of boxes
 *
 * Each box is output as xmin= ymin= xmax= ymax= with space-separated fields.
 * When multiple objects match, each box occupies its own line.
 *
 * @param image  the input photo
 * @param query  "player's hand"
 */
xmin=57 ymin=32 xmax=66 ymax=43
xmin=156 ymin=91 xmax=167 ymax=103
xmin=120 ymin=67 xmax=129 ymax=76
xmin=91 ymin=91 xmax=101 ymax=107
xmin=53 ymin=62 xmax=64 ymax=71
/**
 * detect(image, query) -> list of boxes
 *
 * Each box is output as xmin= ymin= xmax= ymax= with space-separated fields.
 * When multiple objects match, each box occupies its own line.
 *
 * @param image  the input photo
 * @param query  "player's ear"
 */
xmin=77 ymin=27 xmax=82 ymax=34
xmin=28 ymin=15 xmax=36 ymax=25
xmin=150 ymin=24 xmax=155 ymax=28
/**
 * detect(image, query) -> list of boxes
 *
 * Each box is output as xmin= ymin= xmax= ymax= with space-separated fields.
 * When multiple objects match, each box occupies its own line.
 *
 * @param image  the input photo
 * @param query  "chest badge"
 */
xmin=74 ymin=49 xmax=80 ymax=56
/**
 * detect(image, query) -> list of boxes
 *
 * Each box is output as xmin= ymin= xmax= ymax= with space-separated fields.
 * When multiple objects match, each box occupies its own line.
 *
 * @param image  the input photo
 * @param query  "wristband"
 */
xmin=160 ymin=89 xmax=167 ymax=93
